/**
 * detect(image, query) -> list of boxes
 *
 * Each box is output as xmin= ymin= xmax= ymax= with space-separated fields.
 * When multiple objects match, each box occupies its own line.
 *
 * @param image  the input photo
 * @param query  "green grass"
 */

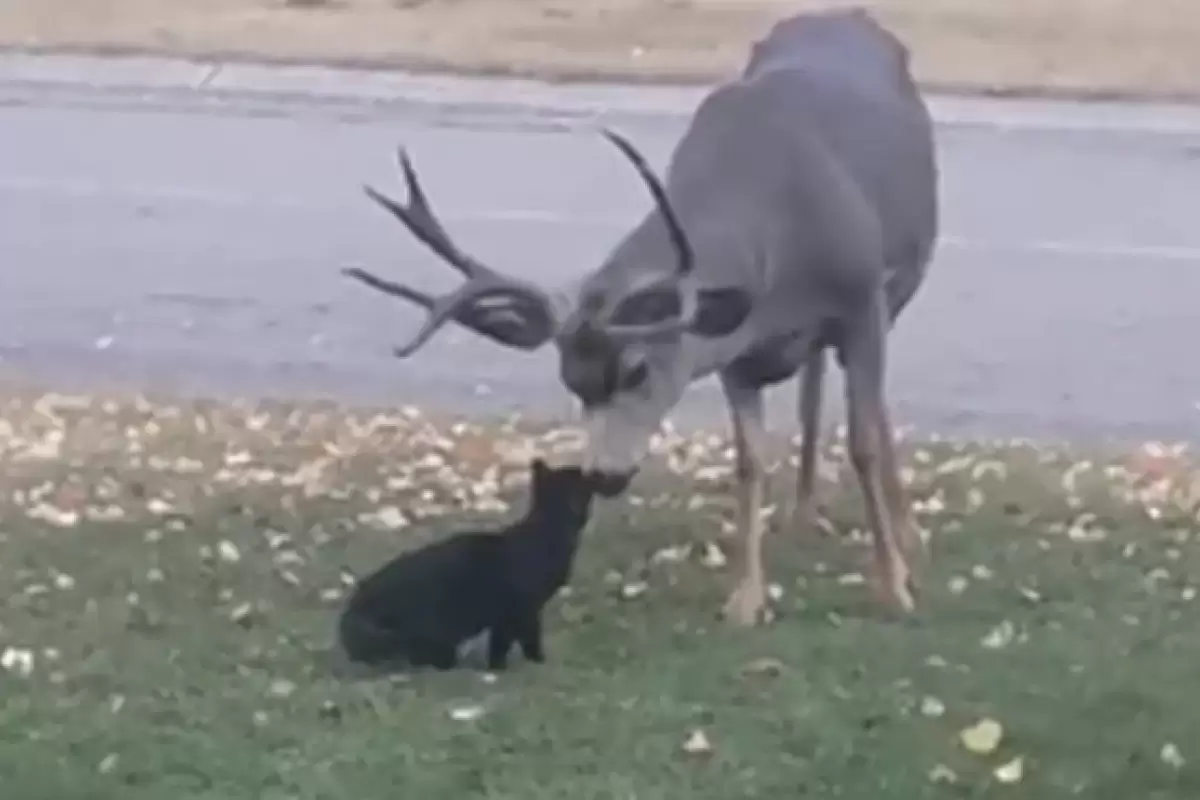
xmin=1 ymin=386 xmax=1198 ymax=798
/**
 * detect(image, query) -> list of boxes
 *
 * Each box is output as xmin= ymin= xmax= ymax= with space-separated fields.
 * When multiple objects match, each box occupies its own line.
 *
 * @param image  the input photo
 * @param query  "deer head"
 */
xmin=344 ymin=130 xmax=753 ymax=495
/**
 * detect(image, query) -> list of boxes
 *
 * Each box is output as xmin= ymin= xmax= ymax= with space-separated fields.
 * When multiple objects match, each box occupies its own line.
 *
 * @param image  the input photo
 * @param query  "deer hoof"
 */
xmin=722 ymin=580 xmax=768 ymax=627
xmin=792 ymin=503 xmax=836 ymax=539
xmin=789 ymin=500 xmax=817 ymax=534
xmin=867 ymin=558 xmax=918 ymax=615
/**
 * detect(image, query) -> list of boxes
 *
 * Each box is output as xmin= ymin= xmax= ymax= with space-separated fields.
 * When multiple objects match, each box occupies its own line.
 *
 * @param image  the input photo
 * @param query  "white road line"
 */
xmin=0 ymin=177 xmax=320 ymax=208
xmin=938 ymin=235 xmax=1200 ymax=263
xmin=4 ymin=177 xmax=1199 ymax=264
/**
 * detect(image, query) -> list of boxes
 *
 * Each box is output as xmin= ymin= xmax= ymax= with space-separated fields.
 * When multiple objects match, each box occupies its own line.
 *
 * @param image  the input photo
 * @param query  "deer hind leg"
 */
xmin=839 ymin=297 xmax=916 ymax=614
xmin=792 ymin=350 xmax=826 ymax=535
xmin=718 ymin=376 xmax=771 ymax=627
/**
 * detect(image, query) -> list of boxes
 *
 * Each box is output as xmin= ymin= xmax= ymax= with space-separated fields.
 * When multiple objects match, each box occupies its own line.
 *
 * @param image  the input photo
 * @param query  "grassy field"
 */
xmin=3 ymin=0 xmax=1200 ymax=99
xmin=1 ymin=383 xmax=1199 ymax=797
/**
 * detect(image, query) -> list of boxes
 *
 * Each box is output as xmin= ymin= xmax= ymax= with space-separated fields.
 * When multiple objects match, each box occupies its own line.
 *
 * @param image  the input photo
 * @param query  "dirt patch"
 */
xmin=2 ymin=0 xmax=1200 ymax=100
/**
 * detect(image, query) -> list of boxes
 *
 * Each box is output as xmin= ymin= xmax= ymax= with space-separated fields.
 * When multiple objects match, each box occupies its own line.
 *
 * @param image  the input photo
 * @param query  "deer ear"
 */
xmin=689 ymin=287 xmax=752 ymax=338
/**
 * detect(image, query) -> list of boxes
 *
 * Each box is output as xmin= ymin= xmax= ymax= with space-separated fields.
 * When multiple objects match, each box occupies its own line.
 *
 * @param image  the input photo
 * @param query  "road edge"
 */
xmin=4 ymin=51 xmax=1200 ymax=134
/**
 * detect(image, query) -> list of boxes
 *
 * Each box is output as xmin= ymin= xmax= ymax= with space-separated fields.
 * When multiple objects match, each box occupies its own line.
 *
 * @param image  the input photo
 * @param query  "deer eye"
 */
xmin=609 ymin=286 xmax=682 ymax=326
xmin=617 ymin=359 xmax=650 ymax=393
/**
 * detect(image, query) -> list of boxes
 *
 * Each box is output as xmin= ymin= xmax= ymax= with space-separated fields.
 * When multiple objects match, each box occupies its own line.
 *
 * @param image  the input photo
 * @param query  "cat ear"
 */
xmin=530 ymin=457 xmax=549 ymax=483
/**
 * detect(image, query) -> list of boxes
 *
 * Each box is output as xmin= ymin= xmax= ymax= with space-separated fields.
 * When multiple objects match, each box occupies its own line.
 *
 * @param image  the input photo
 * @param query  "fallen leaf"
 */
xmin=1161 ymin=742 xmax=1186 ymax=769
xmin=739 ymin=657 xmax=784 ymax=677
xmin=620 ymin=581 xmax=648 ymax=599
xmin=919 ymin=696 xmax=946 ymax=718
xmin=928 ymin=764 xmax=958 ymax=784
xmin=449 ymin=704 xmax=485 ymax=722
xmin=651 ymin=544 xmax=690 ymax=564
xmin=700 ymin=541 xmax=727 ymax=568
xmin=993 ymin=756 xmax=1024 ymax=784
xmin=959 ymin=718 xmax=1004 ymax=755
xmin=0 ymin=647 xmax=34 ymax=677
xmin=1017 ymin=585 xmax=1043 ymax=603
xmin=682 ymin=728 xmax=713 ymax=755
xmin=229 ymin=602 xmax=254 ymax=626
xmin=218 ymin=540 xmax=241 ymax=563
xmin=26 ymin=503 xmax=79 ymax=528
xmin=981 ymin=620 xmax=1016 ymax=649
xmin=147 ymin=497 xmax=176 ymax=515
xmin=359 ymin=506 xmax=409 ymax=530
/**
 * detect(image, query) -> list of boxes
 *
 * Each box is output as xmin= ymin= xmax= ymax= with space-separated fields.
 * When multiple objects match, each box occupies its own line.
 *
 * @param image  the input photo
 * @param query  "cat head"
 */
xmin=529 ymin=457 xmax=600 ymax=522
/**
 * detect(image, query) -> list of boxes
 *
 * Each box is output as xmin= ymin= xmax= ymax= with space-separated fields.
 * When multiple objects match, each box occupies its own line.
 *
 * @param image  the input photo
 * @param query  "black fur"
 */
xmin=337 ymin=458 xmax=597 ymax=672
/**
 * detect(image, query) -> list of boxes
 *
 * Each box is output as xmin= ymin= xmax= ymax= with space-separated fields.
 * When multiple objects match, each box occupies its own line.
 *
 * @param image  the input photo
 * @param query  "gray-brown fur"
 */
xmin=343 ymin=8 xmax=939 ymax=622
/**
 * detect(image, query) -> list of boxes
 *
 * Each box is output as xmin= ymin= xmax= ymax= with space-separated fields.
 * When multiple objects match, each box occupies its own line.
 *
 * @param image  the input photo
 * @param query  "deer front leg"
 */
xmin=875 ymin=405 xmax=923 ymax=559
xmin=793 ymin=350 xmax=826 ymax=535
xmin=840 ymin=298 xmax=916 ymax=614
xmin=719 ymin=376 xmax=771 ymax=627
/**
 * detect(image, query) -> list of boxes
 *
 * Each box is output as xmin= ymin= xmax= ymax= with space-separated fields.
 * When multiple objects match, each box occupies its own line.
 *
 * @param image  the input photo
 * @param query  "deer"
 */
xmin=341 ymin=7 xmax=939 ymax=625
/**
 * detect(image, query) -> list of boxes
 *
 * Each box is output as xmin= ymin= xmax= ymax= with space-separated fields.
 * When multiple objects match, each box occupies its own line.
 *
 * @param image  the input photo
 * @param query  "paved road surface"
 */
xmin=1 ymin=77 xmax=1198 ymax=442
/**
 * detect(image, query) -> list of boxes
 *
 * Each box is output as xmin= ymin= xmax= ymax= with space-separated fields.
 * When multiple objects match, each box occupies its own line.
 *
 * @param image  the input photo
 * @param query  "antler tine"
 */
xmin=342 ymin=266 xmax=436 ymax=310
xmin=350 ymin=144 xmax=565 ymax=356
xmin=366 ymin=146 xmax=561 ymax=303
xmin=362 ymin=149 xmax=474 ymax=280
xmin=596 ymin=129 xmax=698 ymax=342
xmin=341 ymin=267 xmax=552 ymax=352
xmin=388 ymin=283 xmax=489 ymax=358
xmin=601 ymin=129 xmax=695 ymax=277
xmin=343 ymin=266 xmax=521 ymax=357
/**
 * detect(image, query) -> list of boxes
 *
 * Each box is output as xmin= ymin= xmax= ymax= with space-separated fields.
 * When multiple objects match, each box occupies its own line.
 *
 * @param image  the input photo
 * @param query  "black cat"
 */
xmin=337 ymin=458 xmax=598 ymax=672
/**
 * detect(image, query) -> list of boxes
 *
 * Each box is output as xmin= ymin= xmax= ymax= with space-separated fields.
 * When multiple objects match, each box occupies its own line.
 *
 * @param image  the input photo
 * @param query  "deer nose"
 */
xmin=561 ymin=362 xmax=616 ymax=408
xmin=568 ymin=381 xmax=611 ymax=409
xmin=591 ymin=470 xmax=634 ymax=497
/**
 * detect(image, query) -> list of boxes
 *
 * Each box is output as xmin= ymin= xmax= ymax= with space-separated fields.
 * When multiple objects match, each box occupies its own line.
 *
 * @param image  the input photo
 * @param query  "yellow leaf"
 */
xmin=1160 ymin=742 xmax=1186 ymax=769
xmin=920 ymin=696 xmax=946 ymax=718
xmin=739 ymin=657 xmax=785 ymax=678
xmin=959 ymin=717 xmax=1003 ymax=754
xmin=981 ymin=620 xmax=1016 ymax=649
xmin=993 ymin=756 xmax=1024 ymax=784
xmin=928 ymin=764 xmax=957 ymax=784
xmin=448 ymin=704 xmax=484 ymax=722
xmin=682 ymin=728 xmax=713 ymax=755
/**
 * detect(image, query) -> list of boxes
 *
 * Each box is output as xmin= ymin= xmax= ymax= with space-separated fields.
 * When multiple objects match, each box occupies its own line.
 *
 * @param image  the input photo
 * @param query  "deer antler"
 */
xmin=344 ymin=147 xmax=561 ymax=356
xmin=597 ymin=129 xmax=699 ymax=341
xmin=600 ymin=129 xmax=694 ymax=278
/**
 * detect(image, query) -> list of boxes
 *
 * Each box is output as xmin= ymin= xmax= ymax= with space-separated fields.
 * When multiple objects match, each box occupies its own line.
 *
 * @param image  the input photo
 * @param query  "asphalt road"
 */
xmin=1 ymin=77 xmax=1198 ymax=442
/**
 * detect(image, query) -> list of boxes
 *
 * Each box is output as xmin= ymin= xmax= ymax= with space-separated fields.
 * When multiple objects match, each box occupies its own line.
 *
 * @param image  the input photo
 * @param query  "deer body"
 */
xmin=345 ymin=8 xmax=939 ymax=623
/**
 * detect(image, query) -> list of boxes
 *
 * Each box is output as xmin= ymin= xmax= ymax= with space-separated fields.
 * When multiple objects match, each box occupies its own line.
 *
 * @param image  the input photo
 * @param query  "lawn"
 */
xmin=1 ymin=384 xmax=1198 ymax=798
xmin=3 ymin=0 xmax=1200 ymax=99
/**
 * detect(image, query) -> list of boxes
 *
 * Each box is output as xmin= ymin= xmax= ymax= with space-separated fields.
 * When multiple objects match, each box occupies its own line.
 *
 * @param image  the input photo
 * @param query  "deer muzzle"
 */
xmin=590 ymin=469 xmax=635 ymax=498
